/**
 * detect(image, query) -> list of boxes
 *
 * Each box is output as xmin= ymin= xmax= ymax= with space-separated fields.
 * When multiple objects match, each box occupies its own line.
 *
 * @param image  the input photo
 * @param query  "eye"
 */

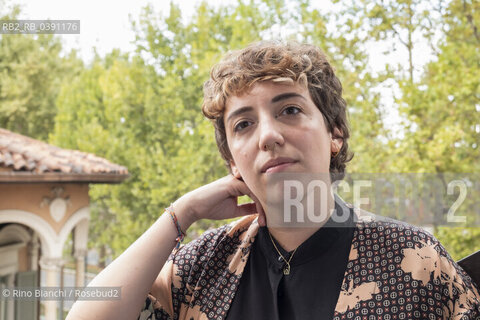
xmin=233 ymin=120 xmax=253 ymax=132
xmin=281 ymin=105 xmax=301 ymax=116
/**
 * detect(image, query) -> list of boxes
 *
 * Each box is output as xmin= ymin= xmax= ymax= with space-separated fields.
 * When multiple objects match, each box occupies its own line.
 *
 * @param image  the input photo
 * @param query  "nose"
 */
xmin=258 ymin=115 xmax=285 ymax=152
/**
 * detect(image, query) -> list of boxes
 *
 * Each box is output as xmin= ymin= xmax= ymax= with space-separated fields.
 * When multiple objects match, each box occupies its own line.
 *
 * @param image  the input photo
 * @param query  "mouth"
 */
xmin=261 ymin=158 xmax=297 ymax=174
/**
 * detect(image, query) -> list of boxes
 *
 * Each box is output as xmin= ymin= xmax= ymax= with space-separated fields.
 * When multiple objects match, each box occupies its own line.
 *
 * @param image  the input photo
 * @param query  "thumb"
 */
xmin=247 ymin=193 xmax=266 ymax=227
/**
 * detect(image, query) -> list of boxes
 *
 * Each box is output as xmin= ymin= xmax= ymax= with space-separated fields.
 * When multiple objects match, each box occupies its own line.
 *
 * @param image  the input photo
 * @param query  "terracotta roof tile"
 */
xmin=0 ymin=128 xmax=128 ymax=177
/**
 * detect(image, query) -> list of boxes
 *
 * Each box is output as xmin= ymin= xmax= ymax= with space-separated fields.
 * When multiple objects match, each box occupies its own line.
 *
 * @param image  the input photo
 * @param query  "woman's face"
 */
xmin=224 ymin=81 xmax=342 ymax=206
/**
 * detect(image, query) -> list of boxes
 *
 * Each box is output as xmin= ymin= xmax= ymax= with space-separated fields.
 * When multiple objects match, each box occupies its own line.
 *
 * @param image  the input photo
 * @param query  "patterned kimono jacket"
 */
xmin=138 ymin=203 xmax=480 ymax=320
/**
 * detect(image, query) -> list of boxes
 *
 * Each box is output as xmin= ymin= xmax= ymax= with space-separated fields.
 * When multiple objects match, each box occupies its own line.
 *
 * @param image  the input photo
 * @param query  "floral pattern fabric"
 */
xmin=139 ymin=204 xmax=480 ymax=320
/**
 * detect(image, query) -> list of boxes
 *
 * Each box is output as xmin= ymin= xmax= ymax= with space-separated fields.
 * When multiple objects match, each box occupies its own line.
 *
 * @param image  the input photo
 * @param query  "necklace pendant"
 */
xmin=283 ymin=265 xmax=290 ymax=275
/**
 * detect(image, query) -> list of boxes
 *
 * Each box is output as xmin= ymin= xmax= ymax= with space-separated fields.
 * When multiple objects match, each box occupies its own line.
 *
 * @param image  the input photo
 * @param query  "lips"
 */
xmin=261 ymin=158 xmax=297 ymax=173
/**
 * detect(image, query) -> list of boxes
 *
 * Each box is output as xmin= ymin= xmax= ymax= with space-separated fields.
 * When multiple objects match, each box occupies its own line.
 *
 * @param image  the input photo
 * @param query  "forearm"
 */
xmin=66 ymin=202 xmax=195 ymax=320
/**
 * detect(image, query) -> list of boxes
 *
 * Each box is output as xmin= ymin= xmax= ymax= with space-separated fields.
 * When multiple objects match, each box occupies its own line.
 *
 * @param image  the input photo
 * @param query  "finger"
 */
xmin=228 ymin=175 xmax=267 ymax=226
xmin=247 ymin=193 xmax=266 ymax=227
xmin=258 ymin=214 xmax=266 ymax=227
xmin=252 ymin=200 xmax=261 ymax=225
xmin=257 ymin=205 xmax=266 ymax=227
xmin=229 ymin=179 xmax=253 ymax=198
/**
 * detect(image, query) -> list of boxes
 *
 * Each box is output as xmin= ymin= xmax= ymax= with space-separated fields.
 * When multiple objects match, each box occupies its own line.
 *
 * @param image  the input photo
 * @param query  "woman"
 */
xmin=66 ymin=41 xmax=480 ymax=320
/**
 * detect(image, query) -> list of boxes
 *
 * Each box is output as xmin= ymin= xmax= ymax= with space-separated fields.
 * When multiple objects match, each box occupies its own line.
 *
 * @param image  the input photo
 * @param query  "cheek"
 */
xmin=229 ymin=137 xmax=252 ymax=161
xmin=302 ymin=125 xmax=331 ymax=158
xmin=234 ymin=150 xmax=251 ymax=170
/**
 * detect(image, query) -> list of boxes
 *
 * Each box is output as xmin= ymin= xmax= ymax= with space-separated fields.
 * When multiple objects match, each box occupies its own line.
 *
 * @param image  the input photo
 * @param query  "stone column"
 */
xmin=6 ymin=273 xmax=15 ymax=320
xmin=39 ymin=257 xmax=63 ymax=320
xmin=74 ymin=249 xmax=87 ymax=287
xmin=73 ymin=219 xmax=89 ymax=288
xmin=29 ymin=233 xmax=40 ymax=271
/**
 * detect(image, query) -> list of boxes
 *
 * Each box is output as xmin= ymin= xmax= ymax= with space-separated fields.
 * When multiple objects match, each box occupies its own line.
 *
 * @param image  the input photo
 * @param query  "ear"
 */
xmin=230 ymin=160 xmax=242 ymax=179
xmin=330 ymin=127 xmax=343 ymax=153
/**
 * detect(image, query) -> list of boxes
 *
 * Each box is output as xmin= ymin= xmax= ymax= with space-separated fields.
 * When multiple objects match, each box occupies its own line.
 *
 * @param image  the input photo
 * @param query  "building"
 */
xmin=0 ymin=128 xmax=128 ymax=320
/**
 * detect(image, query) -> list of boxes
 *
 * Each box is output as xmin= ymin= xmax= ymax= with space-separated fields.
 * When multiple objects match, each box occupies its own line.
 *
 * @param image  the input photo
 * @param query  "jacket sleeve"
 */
xmin=136 ymin=216 xmax=257 ymax=320
xmin=438 ymin=247 xmax=480 ymax=319
xmin=137 ymin=250 xmax=181 ymax=320
xmin=408 ymin=235 xmax=480 ymax=319
xmin=136 ymin=224 xmax=232 ymax=320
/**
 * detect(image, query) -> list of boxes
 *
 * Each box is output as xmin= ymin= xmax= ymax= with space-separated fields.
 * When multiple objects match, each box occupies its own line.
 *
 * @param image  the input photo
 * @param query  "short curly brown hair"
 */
xmin=202 ymin=40 xmax=353 ymax=180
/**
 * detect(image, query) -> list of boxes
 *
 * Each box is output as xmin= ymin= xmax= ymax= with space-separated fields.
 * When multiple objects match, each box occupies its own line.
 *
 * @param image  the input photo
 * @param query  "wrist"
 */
xmin=172 ymin=196 xmax=197 ymax=232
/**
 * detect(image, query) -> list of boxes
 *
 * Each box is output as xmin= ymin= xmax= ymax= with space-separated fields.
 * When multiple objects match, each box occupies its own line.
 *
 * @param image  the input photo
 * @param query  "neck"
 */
xmin=268 ymin=226 xmax=321 ymax=252
xmin=266 ymin=192 xmax=336 ymax=252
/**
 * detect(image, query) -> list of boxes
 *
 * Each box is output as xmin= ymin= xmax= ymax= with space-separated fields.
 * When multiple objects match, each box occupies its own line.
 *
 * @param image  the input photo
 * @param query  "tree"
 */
xmin=329 ymin=0 xmax=479 ymax=259
xmin=297 ymin=0 xmax=387 ymax=174
xmin=0 ymin=5 xmax=83 ymax=140
xmin=394 ymin=0 xmax=480 ymax=260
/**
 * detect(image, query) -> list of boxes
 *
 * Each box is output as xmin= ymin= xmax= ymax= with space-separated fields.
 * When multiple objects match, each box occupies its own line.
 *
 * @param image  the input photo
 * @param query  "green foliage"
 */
xmin=0 ymin=5 xmax=83 ymax=140
xmin=436 ymin=228 xmax=480 ymax=261
xmin=405 ymin=0 xmax=480 ymax=259
xmin=342 ymin=0 xmax=480 ymax=258
xmin=51 ymin=50 xmax=226 ymax=256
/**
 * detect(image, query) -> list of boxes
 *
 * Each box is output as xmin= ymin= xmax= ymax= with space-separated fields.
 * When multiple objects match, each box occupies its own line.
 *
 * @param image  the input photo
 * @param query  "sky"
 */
xmin=10 ymin=0 xmax=185 ymax=61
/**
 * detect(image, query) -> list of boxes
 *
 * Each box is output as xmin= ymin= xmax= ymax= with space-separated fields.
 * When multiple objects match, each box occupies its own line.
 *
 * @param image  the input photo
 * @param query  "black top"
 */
xmin=226 ymin=198 xmax=355 ymax=320
xmin=458 ymin=250 xmax=480 ymax=289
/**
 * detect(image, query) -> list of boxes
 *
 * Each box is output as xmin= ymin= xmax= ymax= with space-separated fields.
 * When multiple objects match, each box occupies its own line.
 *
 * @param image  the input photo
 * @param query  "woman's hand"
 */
xmin=174 ymin=175 xmax=266 ymax=229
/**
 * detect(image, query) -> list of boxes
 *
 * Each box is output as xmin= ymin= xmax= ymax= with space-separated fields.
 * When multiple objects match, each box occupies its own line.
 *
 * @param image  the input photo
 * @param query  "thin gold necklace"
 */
xmin=268 ymin=231 xmax=298 ymax=275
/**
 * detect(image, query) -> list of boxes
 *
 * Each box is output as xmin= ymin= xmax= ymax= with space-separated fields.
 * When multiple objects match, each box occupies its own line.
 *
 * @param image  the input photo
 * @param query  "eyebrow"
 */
xmin=226 ymin=92 xmax=306 ymax=123
xmin=226 ymin=106 xmax=254 ymax=124
xmin=271 ymin=92 xmax=306 ymax=103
